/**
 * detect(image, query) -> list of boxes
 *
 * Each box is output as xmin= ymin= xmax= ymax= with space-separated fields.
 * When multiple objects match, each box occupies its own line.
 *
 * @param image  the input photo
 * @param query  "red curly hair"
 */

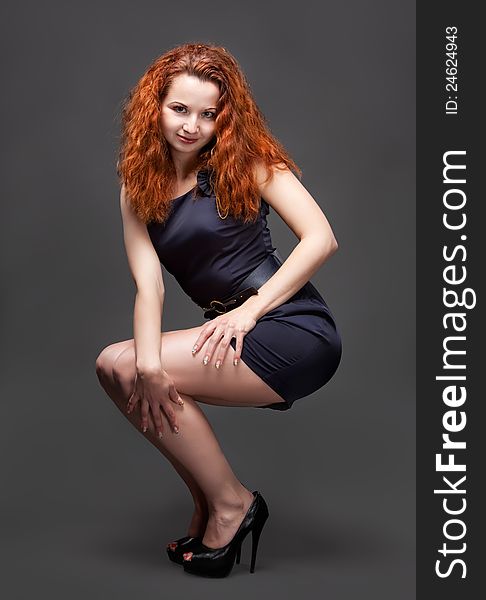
xmin=117 ymin=43 xmax=302 ymax=225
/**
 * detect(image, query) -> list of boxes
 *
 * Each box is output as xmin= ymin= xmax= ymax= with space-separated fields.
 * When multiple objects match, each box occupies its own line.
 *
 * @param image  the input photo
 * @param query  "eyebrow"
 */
xmin=168 ymin=101 xmax=217 ymax=110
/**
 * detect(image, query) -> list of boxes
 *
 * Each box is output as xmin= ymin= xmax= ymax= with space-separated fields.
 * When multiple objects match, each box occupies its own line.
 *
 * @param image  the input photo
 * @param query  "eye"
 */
xmin=171 ymin=105 xmax=215 ymax=118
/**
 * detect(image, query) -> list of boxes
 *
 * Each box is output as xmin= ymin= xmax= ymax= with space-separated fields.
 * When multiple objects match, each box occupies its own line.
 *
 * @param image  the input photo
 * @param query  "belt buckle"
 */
xmin=209 ymin=299 xmax=227 ymax=314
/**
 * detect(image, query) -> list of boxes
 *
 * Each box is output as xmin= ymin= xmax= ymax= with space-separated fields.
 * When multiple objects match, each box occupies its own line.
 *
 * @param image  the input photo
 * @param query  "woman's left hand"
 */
xmin=192 ymin=306 xmax=257 ymax=368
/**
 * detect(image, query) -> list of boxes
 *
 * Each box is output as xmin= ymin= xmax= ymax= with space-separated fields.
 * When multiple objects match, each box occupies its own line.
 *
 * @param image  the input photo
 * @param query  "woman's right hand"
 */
xmin=126 ymin=368 xmax=184 ymax=437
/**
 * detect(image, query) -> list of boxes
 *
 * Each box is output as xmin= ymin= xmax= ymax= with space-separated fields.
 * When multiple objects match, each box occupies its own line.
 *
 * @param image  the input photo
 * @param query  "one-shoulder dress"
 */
xmin=146 ymin=169 xmax=342 ymax=411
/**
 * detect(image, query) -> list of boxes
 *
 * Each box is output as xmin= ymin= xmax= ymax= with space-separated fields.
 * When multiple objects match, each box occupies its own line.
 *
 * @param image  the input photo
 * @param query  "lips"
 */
xmin=177 ymin=134 xmax=198 ymax=143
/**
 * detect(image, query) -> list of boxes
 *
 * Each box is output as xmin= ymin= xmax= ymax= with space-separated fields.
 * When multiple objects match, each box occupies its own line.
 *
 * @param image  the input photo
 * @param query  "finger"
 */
xmin=214 ymin=322 xmax=236 ymax=369
xmin=169 ymin=382 xmax=184 ymax=407
xmin=232 ymin=332 xmax=245 ymax=366
xmin=140 ymin=398 xmax=150 ymax=433
xmin=202 ymin=325 xmax=225 ymax=366
xmin=126 ymin=390 xmax=139 ymax=414
xmin=162 ymin=402 xmax=180 ymax=435
xmin=146 ymin=410 xmax=156 ymax=430
xmin=150 ymin=401 xmax=164 ymax=438
xmin=191 ymin=322 xmax=217 ymax=356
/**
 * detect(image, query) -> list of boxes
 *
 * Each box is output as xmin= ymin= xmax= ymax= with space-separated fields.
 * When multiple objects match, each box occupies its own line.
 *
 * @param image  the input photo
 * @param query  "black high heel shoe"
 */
xmin=182 ymin=490 xmax=269 ymax=578
xmin=166 ymin=535 xmax=202 ymax=565
xmin=167 ymin=535 xmax=242 ymax=566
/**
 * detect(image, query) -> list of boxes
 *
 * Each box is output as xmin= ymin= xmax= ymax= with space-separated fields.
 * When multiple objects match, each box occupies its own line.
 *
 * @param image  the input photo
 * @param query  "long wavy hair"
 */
xmin=117 ymin=43 xmax=302 ymax=224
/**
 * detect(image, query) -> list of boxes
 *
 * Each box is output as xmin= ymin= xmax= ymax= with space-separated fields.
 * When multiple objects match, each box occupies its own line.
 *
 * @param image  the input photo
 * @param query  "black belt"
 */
xmin=200 ymin=249 xmax=284 ymax=319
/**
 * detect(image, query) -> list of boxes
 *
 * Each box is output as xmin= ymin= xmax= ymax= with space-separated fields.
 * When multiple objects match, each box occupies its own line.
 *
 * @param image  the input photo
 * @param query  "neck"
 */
xmin=170 ymin=151 xmax=200 ymax=181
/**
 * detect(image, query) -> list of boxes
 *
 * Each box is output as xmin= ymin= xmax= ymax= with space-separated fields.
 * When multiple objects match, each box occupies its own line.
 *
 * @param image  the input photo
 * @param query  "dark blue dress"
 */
xmin=146 ymin=169 xmax=342 ymax=410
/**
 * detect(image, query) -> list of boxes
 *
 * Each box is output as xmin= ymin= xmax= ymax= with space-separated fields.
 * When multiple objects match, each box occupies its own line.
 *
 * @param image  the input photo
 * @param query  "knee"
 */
xmin=111 ymin=350 xmax=135 ymax=391
xmin=95 ymin=345 xmax=118 ymax=386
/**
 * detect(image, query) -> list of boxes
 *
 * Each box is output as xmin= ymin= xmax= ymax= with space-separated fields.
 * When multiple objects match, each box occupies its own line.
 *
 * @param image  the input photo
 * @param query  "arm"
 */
xmin=120 ymin=184 xmax=165 ymax=376
xmin=243 ymin=163 xmax=339 ymax=321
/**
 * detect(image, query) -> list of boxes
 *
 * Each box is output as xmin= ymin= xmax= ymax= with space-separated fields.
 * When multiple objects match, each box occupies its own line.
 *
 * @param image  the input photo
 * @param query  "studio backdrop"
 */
xmin=1 ymin=1 xmax=415 ymax=598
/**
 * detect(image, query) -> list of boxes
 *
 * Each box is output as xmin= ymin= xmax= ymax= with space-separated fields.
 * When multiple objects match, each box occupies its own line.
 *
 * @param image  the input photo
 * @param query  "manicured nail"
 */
xmin=173 ymin=426 xmax=179 ymax=434
xmin=158 ymin=431 xmax=163 ymax=439
xmin=233 ymin=358 xmax=239 ymax=366
xmin=215 ymin=360 xmax=221 ymax=369
xmin=192 ymin=345 xmax=198 ymax=354
xmin=178 ymin=399 xmax=184 ymax=406
xmin=142 ymin=425 xmax=147 ymax=433
xmin=203 ymin=355 xmax=209 ymax=365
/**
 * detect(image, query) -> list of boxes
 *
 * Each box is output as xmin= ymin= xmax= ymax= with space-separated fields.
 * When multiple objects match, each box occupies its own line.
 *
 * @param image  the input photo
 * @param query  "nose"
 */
xmin=182 ymin=115 xmax=199 ymax=134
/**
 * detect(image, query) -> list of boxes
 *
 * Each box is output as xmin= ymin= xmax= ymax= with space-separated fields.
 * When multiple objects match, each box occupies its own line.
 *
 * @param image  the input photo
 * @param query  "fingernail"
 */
xmin=192 ymin=345 xmax=198 ymax=354
xmin=173 ymin=426 xmax=179 ymax=434
xmin=233 ymin=358 xmax=238 ymax=366
xmin=158 ymin=431 xmax=163 ymax=438
xmin=203 ymin=355 xmax=209 ymax=365
xmin=179 ymin=399 xmax=184 ymax=406
xmin=215 ymin=360 xmax=221 ymax=369
xmin=142 ymin=425 xmax=147 ymax=433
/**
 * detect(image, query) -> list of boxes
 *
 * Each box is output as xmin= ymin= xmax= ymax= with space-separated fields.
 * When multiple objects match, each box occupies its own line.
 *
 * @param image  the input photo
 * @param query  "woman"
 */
xmin=95 ymin=43 xmax=342 ymax=578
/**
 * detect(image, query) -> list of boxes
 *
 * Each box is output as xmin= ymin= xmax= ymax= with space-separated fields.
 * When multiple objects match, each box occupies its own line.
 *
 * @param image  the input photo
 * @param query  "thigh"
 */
xmin=112 ymin=325 xmax=286 ymax=408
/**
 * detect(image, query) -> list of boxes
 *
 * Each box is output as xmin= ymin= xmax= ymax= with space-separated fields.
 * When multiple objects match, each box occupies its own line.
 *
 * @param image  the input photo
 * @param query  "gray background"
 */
xmin=1 ymin=0 xmax=415 ymax=598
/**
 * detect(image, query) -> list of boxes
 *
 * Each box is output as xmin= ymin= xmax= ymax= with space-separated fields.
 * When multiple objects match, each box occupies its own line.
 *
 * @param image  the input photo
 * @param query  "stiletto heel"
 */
xmin=182 ymin=491 xmax=269 ymax=578
xmin=250 ymin=506 xmax=268 ymax=573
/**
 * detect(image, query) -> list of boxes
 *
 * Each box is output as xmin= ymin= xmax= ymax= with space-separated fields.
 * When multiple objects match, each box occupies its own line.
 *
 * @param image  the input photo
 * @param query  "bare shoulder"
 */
xmin=119 ymin=182 xmax=130 ymax=215
xmin=119 ymin=184 xmax=145 ymax=229
xmin=252 ymin=159 xmax=290 ymax=191
xmin=119 ymin=182 xmax=131 ymax=212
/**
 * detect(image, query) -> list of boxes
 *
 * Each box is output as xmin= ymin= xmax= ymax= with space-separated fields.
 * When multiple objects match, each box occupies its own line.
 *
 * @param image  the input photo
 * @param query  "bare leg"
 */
xmin=96 ymin=344 xmax=209 ymax=537
xmin=95 ymin=324 xmax=285 ymax=548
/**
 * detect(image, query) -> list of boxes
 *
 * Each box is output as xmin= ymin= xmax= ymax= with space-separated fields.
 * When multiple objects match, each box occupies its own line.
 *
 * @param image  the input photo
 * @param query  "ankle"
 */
xmin=208 ymin=485 xmax=252 ymax=515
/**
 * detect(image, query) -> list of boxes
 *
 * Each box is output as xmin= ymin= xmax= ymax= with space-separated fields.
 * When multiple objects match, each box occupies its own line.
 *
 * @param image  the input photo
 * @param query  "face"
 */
xmin=160 ymin=73 xmax=220 ymax=157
